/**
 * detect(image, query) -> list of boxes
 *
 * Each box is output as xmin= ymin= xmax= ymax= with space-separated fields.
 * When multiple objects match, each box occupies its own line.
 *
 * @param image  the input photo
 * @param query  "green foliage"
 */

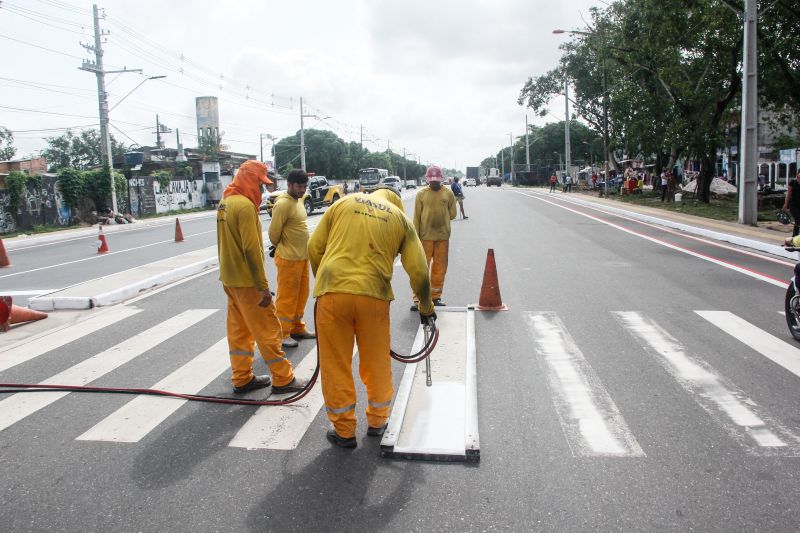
xmin=83 ymin=166 xmax=115 ymax=208
xmin=198 ymin=130 xmax=223 ymax=159
xmin=42 ymin=129 xmax=126 ymax=171
xmin=57 ymin=167 xmax=86 ymax=212
xmin=6 ymin=171 xmax=27 ymax=212
xmin=151 ymin=170 xmax=172 ymax=191
xmin=175 ymin=164 xmax=194 ymax=178
xmin=0 ymin=126 xmax=16 ymax=161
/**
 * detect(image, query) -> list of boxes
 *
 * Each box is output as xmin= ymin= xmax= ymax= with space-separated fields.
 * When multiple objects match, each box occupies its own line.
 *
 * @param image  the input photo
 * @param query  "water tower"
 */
xmin=195 ymin=96 xmax=220 ymax=146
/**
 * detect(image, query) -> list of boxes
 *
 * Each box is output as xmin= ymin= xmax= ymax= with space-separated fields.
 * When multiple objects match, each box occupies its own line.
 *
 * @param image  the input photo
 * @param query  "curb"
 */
xmin=526 ymin=190 xmax=796 ymax=260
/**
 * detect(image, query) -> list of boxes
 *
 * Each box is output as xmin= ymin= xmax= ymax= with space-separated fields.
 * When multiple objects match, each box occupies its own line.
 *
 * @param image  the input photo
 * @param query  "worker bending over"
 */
xmin=308 ymin=188 xmax=436 ymax=448
xmin=216 ymin=160 xmax=307 ymax=395
xmin=268 ymin=169 xmax=315 ymax=348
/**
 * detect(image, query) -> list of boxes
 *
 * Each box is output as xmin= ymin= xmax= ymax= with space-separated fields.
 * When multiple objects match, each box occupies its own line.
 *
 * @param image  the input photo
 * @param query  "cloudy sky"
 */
xmin=1 ymin=0 xmax=601 ymax=172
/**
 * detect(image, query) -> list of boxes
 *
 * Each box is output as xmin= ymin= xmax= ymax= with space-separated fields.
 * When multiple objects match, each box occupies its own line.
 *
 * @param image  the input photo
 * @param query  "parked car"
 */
xmin=464 ymin=178 xmax=477 ymax=187
xmin=383 ymin=176 xmax=402 ymax=193
xmin=404 ymin=181 xmax=418 ymax=189
xmin=263 ymin=175 xmax=343 ymax=216
xmin=595 ymin=177 xmax=623 ymax=190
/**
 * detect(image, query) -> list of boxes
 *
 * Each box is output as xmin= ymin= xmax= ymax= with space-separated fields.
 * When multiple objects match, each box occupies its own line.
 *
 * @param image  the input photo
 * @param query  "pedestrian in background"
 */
xmin=216 ymin=160 xmax=307 ymax=395
xmin=268 ymin=169 xmax=315 ymax=349
xmin=411 ymin=165 xmax=456 ymax=309
xmin=451 ymin=177 xmax=468 ymax=219
xmin=308 ymin=188 xmax=435 ymax=448
xmin=660 ymin=171 xmax=669 ymax=202
xmin=782 ymin=171 xmax=800 ymax=237
xmin=549 ymin=173 xmax=558 ymax=193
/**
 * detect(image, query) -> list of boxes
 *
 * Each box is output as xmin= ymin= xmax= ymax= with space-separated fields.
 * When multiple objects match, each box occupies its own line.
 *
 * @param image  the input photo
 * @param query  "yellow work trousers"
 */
xmin=274 ymin=255 xmax=310 ymax=338
xmin=223 ymin=286 xmax=295 ymax=388
xmin=423 ymin=239 xmax=449 ymax=299
xmin=317 ymin=293 xmax=392 ymax=439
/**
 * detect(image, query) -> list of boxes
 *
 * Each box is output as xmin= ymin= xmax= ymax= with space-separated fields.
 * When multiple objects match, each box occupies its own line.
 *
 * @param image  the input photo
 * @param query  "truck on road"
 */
xmin=486 ymin=167 xmax=502 ymax=187
xmin=466 ymin=166 xmax=483 ymax=186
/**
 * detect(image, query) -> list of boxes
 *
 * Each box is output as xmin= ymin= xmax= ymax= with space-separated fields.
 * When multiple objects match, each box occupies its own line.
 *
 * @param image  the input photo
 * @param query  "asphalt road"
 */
xmin=1 ymin=186 xmax=799 ymax=532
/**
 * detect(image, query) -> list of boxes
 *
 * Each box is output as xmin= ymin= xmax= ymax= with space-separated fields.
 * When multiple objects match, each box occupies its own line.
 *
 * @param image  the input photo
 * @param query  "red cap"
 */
xmin=425 ymin=165 xmax=443 ymax=183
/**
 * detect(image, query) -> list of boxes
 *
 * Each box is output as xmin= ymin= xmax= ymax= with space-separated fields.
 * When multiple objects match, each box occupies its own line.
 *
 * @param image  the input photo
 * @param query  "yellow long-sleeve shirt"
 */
xmin=413 ymin=186 xmax=456 ymax=241
xmin=267 ymin=192 xmax=309 ymax=261
xmin=308 ymin=193 xmax=434 ymax=315
xmin=217 ymin=194 xmax=269 ymax=291
xmin=370 ymin=187 xmax=404 ymax=213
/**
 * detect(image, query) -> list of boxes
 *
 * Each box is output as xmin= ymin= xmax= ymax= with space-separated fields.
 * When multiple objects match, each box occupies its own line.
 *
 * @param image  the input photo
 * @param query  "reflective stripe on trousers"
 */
xmin=224 ymin=286 xmax=295 ymax=388
xmin=274 ymin=255 xmax=311 ymax=338
xmin=317 ymin=293 xmax=393 ymax=439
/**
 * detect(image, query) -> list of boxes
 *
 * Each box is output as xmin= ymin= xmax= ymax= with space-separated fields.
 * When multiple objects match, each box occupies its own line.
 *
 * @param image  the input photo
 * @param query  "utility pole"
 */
xmin=360 ymin=124 xmax=363 ymax=151
xmin=509 ymin=132 xmax=516 ymax=186
xmin=156 ymin=115 xmax=162 ymax=149
xmin=299 ymin=96 xmax=306 ymax=171
xmin=564 ymin=74 xmax=572 ymax=183
xmin=79 ymin=4 xmax=142 ymax=213
xmin=739 ymin=0 xmax=758 ymax=224
xmin=175 ymin=129 xmax=187 ymax=162
xmin=525 ymin=115 xmax=531 ymax=171
xmin=402 ymin=147 xmax=407 ymax=181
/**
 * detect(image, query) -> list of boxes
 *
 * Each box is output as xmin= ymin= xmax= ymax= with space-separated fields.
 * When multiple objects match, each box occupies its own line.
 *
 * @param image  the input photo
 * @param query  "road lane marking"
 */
xmin=228 ymin=347 xmax=354 ymax=450
xmin=528 ymin=312 xmax=644 ymax=457
xmin=0 ymin=306 xmax=142 ymax=373
xmin=513 ymin=191 xmax=788 ymax=288
xmin=695 ymin=311 xmax=800 ymax=380
xmin=0 ymin=230 xmax=217 ymax=280
xmin=77 ymin=338 xmax=230 ymax=442
xmin=616 ymin=311 xmax=800 ymax=454
xmin=0 ymin=309 xmax=217 ymax=433
xmin=520 ymin=190 xmax=795 ymax=268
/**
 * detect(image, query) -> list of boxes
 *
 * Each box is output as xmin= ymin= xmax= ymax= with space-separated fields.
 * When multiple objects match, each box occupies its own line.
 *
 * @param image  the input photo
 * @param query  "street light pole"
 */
xmin=525 ymin=115 xmax=531 ymax=171
xmin=564 ymin=73 xmax=572 ymax=184
xmin=509 ymin=132 xmax=516 ymax=186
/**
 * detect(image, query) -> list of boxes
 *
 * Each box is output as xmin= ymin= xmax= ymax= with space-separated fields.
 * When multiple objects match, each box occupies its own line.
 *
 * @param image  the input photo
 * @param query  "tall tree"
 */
xmin=0 ymin=127 xmax=16 ymax=161
xmin=42 ymin=129 xmax=125 ymax=171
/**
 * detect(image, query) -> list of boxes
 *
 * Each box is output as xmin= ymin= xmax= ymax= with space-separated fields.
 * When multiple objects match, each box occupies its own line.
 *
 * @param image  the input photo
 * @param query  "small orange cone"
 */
xmin=476 ymin=248 xmax=508 ymax=311
xmin=0 ymin=238 xmax=10 ymax=267
xmin=0 ymin=296 xmax=11 ymax=332
xmin=96 ymin=226 xmax=109 ymax=254
xmin=175 ymin=218 xmax=184 ymax=242
xmin=10 ymin=304 xmax=47 ymax=325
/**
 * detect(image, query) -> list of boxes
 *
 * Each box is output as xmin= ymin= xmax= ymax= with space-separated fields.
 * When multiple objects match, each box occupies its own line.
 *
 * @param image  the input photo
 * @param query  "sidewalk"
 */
xmin=529 ymin=188 xmax=795 ymax=260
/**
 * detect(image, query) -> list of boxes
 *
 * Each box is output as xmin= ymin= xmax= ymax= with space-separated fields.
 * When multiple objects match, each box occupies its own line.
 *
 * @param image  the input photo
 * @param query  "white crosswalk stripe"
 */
xmin=695 ymin=311 xmax=800 ymax=380
xmin=528 ymin=312 xmax=644 ymax=457
xmin=0 ymin=306 xmax=142 ymax=374
xmin=76 ymin=338 xmax=230 ymax=443
xmin=616 ymin=311 xmax=800 ymax=456
xmin=0 ymin=309 xmax=217 ymax=433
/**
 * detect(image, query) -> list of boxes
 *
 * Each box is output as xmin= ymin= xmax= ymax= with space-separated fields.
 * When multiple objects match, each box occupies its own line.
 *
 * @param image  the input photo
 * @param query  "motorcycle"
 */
xmin=784 ymin=246 xmax=800 ymax=341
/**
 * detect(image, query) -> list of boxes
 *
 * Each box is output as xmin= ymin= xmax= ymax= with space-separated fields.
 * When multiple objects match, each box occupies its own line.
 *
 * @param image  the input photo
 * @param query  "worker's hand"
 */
xmin=258 ymin=289 xmax=273 ymax=308
xmin=419 ymin=311 xmax=437 ymax=328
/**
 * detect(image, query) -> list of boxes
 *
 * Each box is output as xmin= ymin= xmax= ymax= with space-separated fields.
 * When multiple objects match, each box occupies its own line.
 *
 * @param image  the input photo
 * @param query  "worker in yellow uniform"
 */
xmin=268 ymin=169 xmax=315 ymax=349
xmin=216 ymin=160 xmax=308 ymax=395
xmin=411 ymin=165 xmax=456 ymax=310
xmin=369 ymin=185 xmax=405 ymax=212
xmin=308 ymin=188 xmax=436 ymax=448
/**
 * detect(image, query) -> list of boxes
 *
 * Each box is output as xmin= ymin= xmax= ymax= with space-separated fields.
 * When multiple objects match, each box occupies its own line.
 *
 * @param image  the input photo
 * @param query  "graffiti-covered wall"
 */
xmin=0 ymin=175 xmax=71 ymax=234
xmin=127 ymin=176 xmax=206 ymax=217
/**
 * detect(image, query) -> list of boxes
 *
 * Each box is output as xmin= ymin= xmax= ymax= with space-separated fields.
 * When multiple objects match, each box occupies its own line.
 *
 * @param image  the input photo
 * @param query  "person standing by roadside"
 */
xmin=549 ymin=173 xmax=558 ymax=193
xmin=564 ymin=174 xmax=573 ymax=193
xmin=268 ymin=169 xmax=315 ymax=349
xmin=216 ymin=160 xmax=307 ymax=394
xmin=782 ymin=171 xmax=800 ymax=237
xmin=451 ymin=177 xmax=468 ymax=219
xmin=308 ymin=189 xmax=435 ymax=448
xmin=660 ymin=171 xmax=669 ymax=202
xmin=411 ymin=165 xmax=456 ymax=309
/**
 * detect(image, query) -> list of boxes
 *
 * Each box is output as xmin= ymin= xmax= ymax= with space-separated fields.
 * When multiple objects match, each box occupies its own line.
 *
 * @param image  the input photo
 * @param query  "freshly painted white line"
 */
xmin=696 ymin=311 xmax=800 ymax=380
xmin=228 ymin=346 xmax=330 ymax=450
xmin=0 ymin=306 xmax=142 ymax=373
xmin=0 ymin=229 xmax=217 ymax=280
xmin=528 ymin=312 xmax=644 ymax=457
xmin=514 ymin=192 xmax=788 ymax=289
xmin=77 ymin=338 xmax=230 ymax=442
xmin=0 ymin=309 xmax=217 ymax=433
xmin=616 ymin=311 xmax=800 ymax=454
xmin=124 ymin=267 xmax=220 ymax=304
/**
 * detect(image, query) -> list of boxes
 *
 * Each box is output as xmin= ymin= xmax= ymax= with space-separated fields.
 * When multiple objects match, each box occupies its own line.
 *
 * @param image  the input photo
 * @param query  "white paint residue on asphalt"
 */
xmin=528 ymin=312 xmax=644 ymax=457
xmin=616 ymin=311 xmax=800 ymax=455
xmin=695 ymin=311 xmax=800 ymax=380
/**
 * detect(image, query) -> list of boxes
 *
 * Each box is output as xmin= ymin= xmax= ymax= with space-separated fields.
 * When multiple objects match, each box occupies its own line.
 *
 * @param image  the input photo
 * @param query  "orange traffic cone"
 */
xmin=175 ymin=218 xmax=184 ymax=242
xmin=0 ymin=296 xmax=11 ymax=332
xmin=96 ymin=226 xmax=109 ymax=254
xmin=476 ymin=248 xmax=508 ymax=311
xmin=10 ymin=304 xmax=47 ymax=325
xmin=0 ymin=238 xmax=10 ymax=267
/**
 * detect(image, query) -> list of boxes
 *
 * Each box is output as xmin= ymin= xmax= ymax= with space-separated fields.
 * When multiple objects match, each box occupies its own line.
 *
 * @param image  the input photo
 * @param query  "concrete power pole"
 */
xmin=564 ymin=75 xmax=572 ymax=182
xmin=525 ymin=115 xmax=531 ymax=171
xmin=738 ymin=0 xmax=758 ymax=225
xmin=509 ymin=132 xmax=515 ymax=186
xmin=299 ymin=96 xmax=306 ymax=171
xmin=79 ymin=4 xmax=141 ymax=214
